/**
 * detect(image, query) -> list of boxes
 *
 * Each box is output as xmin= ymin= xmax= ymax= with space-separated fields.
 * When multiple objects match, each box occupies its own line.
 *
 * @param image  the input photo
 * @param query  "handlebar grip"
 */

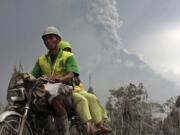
xmin=38 ymin=77 xmax=55 ymax=83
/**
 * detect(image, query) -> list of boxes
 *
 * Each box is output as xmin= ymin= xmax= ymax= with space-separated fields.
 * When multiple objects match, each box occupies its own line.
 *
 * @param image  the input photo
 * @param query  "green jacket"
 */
xmin=31 ymin=41 xmax=80 ymax=83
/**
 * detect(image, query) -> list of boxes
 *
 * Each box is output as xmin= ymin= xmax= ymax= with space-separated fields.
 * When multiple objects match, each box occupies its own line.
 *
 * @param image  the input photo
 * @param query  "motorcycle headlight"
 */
xmin=7 ymin=87 xmax=26 ymax=102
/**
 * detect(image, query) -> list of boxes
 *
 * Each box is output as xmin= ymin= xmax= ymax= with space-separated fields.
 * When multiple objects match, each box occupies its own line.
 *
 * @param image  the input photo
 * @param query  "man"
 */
xmin=61 ymin=43 xmax=112 ymax=134
xmin=31 ymin=26 xmax=80 ymax=135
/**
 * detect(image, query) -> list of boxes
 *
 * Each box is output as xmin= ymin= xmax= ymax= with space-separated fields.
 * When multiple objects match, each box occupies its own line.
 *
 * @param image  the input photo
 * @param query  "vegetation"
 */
xmin=106 ymin=83 xmax=180 ymax=135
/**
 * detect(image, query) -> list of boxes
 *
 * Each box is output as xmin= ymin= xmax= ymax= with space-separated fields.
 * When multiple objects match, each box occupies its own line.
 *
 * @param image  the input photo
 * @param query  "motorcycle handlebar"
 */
xmin=37 ymin=77 xmax=55 ymax=84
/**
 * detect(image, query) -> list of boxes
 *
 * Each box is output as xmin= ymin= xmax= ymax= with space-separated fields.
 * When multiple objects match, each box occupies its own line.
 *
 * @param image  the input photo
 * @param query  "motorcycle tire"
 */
xmin=0 ymin=115 xmax=32 ymax=135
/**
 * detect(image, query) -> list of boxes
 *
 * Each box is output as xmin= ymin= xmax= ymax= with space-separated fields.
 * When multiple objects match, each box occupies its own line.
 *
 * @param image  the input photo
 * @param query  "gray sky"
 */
xmin=118 ymin=0 xmax=180 ymax=77
xmin=0 ymin=0 xmax=180 ymax=104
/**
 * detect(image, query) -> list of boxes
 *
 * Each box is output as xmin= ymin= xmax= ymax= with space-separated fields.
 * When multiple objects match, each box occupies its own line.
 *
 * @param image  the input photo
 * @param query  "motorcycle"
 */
xmin=0 ymin=69 xmax=88 ymax=135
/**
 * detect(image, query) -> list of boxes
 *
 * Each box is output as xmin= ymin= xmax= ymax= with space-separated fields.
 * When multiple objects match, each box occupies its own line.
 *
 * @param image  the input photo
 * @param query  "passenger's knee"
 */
xmin=73 ymin=93 xmax=88 ymax=105
xmin=88 ymin=94 xmax=97 ymax=101
xmin=80 ymin=96 xmax=88 ymax=104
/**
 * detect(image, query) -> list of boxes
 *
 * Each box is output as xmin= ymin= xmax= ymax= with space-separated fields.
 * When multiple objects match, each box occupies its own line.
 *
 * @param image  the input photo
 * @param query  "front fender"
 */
xmin=0 ymin=111 xmax=22 ymax=122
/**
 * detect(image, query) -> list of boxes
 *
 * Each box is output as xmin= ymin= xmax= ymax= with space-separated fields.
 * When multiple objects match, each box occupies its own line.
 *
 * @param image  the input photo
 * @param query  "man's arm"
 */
xmin=50 ymin=54 xmax=80 ymax=83
xmin=31 ymin=60 xmax=43 ymax=78
xmin=51 ymin=72 xmax=74 ymax=83
xmin=65 ymin=55 xmax=80 ymax=76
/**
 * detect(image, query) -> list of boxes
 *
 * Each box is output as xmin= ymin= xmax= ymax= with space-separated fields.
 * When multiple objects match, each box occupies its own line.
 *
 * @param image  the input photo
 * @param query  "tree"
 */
xmin=106 ymin=83 xmax=158 ymax=135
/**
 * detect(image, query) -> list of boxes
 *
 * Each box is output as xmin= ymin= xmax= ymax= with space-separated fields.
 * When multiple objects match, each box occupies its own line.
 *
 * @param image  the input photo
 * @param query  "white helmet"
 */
xmin=42 ymin=26 xmax=61 ymax=38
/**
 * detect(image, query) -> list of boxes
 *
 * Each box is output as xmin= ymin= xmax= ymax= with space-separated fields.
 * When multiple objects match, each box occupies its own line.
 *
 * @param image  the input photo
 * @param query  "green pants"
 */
xmin=72 ymin=91 xmax=108 ymax=124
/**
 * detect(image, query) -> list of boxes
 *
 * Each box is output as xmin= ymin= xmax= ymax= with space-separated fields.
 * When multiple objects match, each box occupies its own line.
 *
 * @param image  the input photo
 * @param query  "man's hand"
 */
xmin=49 ymin=72 xmax=74 ymax=83
xmin=49 ymin=75 xmax=61 ymax=83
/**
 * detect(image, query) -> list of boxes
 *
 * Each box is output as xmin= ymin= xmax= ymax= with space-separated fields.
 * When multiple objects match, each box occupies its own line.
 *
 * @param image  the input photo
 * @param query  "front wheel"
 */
xmin=0 ymin=115 xmax=32 ymax=135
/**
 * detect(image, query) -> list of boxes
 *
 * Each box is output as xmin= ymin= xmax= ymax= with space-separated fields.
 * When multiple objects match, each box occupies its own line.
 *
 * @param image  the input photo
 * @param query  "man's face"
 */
xmin=42 ymin=34 xmax=60 ymax=50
